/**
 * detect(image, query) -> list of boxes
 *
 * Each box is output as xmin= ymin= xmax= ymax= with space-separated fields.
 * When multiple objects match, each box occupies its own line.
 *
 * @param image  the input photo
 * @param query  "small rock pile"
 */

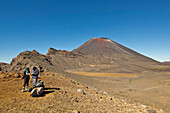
xmin=0 ymin=71 xmax=21 ymax=79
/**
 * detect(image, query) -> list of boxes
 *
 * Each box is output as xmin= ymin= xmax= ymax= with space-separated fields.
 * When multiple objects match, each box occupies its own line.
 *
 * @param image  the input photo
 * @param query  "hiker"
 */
xmin=22 ymin=67 xmax=30 ymax=92
xmin=30 ymin=80 xmax=45 ymax=97
xmin=31 ymin=66 xmax=39 ymax=88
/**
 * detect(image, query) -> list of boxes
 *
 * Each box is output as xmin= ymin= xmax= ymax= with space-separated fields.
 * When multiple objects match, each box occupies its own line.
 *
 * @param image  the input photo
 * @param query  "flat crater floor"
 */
xmin=72 ymin=72 xmax=136 ymax=77
xmin=67 ymin=72 xmax=170 ymax=112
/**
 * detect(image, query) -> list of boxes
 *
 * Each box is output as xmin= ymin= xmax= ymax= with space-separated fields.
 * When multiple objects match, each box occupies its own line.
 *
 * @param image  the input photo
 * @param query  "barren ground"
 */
xmin=72 ymin=72 xmax=136 ymax=77
xmin=0 ymin=72 xmax=164 ymax=113
xmin=67 ymin=72 xmax=170 ymax=112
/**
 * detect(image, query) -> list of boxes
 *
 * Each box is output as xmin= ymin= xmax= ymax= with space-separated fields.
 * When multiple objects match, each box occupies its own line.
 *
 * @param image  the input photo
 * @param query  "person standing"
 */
xmin=31 ymin=66 xmax=39 ymax=88
xmin=22 ymin=67 xmax=30 ymax=92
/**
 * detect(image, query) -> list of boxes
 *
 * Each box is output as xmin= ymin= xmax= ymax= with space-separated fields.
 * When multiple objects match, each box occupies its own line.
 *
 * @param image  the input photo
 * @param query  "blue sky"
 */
xmin=0 ymin=0 xmax=170 ymax=63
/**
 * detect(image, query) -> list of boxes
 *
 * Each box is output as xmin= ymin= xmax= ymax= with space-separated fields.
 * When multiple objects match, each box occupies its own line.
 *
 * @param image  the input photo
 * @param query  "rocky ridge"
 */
xmin=2 ymin=37 xmax=170 ymax=73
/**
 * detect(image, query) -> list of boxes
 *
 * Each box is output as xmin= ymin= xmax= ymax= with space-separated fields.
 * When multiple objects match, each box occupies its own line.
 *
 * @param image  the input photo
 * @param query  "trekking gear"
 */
xmin=30 ymin=87 xmax=44 ymax=97
xmin=28 ymin=88 xmax=33 ymax=92
xmin=22 ymin=88 xmax=25 ymax=92
xmin=26 ymin=87 xmax=28 ymax=91
xmin=35 ymin=80 xmax=44 ymax=88
xmin=30 ymin=79 xmax=45 ymax=97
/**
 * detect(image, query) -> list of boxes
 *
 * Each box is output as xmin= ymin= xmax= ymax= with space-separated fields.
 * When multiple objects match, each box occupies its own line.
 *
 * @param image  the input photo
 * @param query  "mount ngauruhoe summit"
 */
xmin=1 ymin=37 xmax=170 ymax=73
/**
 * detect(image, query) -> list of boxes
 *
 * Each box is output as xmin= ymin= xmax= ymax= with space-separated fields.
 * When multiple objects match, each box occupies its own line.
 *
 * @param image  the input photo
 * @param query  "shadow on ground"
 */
xmin=40 ymin=87 xmax=60 ymax=97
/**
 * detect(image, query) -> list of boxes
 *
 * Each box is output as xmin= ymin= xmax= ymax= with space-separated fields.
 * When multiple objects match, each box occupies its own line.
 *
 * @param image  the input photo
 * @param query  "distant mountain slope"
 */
xmin=0 ymin=62 xmax=9 ymax=71
xmin=4 ymin=48 xmax=92 ymax=73
xmin=73 ymin=37 xmax=159 ymax=63
xmin=163 ymin=61 xmax=170 ymax=65
xmin=0 ymin=62 xmax=9 ymax=65
xmin=46 ymin=48 xmax=93 ymax=70
xmin=2 ymin=37 xmax=170 ymax=73
xmin=71 ymin=37 xmax=163 ymax=73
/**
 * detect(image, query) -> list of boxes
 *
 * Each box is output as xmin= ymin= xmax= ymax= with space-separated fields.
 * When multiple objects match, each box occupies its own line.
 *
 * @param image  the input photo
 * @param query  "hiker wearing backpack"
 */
xmin=31 ymin=66 xmax=39 ymax=88
xmin=22 ymin=67 xmax=30 ymax=92
xmin=30 ymin=80 xmax=45 ymax=97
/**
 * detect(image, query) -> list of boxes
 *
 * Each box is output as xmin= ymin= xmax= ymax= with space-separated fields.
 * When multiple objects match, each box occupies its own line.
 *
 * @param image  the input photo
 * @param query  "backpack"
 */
xmin=30 ymin=87 xmax=44 ymax=97
xmin=28 ymin=88 xmax=33 ymax=92
xmin=35 ymin=80 xmax=45 ymax=88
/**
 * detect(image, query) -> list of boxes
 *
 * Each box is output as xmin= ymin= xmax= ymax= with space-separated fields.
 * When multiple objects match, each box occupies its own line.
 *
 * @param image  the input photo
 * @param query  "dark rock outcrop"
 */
xmin=46 ymin=48 xmax=93 ymax=70
xmin=6 ymin=50 xmax=56 ymax=72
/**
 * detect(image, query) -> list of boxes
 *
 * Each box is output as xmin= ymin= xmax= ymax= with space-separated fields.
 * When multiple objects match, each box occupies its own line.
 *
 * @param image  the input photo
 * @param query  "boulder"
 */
xmin=77 ymin=89 xmax=83 ymax=93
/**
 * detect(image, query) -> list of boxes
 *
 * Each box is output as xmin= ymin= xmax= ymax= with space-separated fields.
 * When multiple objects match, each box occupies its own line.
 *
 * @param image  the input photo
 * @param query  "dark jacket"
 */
xmin=23 ymin=71 xmax=30 ymax=78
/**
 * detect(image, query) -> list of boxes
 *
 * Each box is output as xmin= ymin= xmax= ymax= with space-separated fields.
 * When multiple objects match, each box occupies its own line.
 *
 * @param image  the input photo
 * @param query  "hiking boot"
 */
xmin=26 ymin=87 xmax=28 ymax=91
xmin=26 ymin=87 xmax=29 ymax=91
xmin=22 ymin=88 xmax=25 ymax=92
